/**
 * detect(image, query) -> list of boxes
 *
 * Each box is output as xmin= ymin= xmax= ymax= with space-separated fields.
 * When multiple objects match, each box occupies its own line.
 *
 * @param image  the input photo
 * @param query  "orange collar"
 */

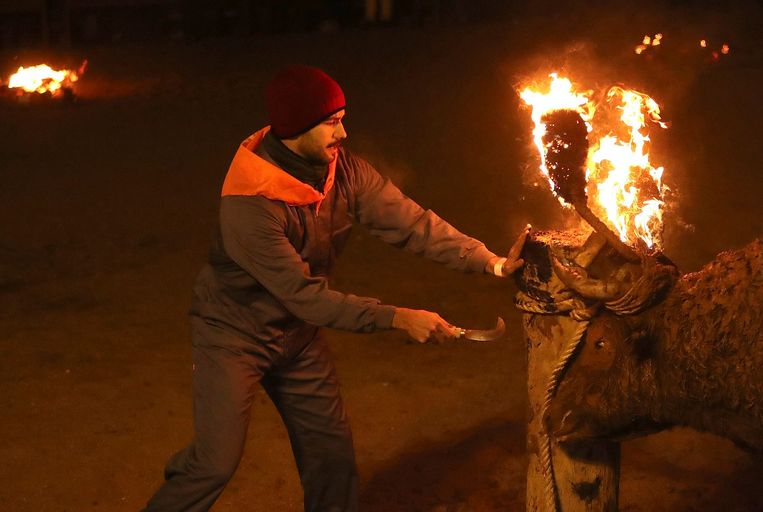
xmin=221 ymin=127 xmax=336 ymax=209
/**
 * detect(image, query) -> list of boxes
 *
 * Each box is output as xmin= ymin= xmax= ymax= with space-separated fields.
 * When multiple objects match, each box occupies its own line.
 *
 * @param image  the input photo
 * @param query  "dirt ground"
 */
xmin=1 ymin=2 xmax=762 ymax=511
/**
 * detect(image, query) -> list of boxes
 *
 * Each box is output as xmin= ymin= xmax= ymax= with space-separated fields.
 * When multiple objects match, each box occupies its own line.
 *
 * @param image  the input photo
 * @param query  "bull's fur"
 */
xmin=549 ymin=239 xmax=763 ymax=452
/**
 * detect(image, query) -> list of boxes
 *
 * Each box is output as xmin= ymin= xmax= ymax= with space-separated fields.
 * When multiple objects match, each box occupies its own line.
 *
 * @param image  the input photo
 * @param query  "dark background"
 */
xmin=1 ymin=1 xmax=762 ymax=510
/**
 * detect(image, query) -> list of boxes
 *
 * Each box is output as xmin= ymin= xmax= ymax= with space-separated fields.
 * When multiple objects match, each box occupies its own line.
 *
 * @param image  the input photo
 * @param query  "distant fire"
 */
xmin=635 ymin=33 xmax=663 ymax=54
xmin=714 ymin=43 xmax=731 ymax=60
xmin=520 ymin=74 xmax=669 ymax=250
xmin=4 ymin=60 xmax=87 ymax=97
xmin=633 ymin=33 xmax=730 ymax=60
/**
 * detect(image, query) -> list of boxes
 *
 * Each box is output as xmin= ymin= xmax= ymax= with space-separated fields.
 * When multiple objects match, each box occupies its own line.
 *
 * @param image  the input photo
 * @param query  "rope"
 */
xmin=516 ymin=292 xmax=591 ymax=512
xmin=540 ymin=319 xmax=589 ymax=512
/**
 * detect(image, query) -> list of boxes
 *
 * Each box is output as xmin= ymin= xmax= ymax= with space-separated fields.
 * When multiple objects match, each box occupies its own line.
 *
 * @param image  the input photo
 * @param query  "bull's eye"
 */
xmin=595 ymin=339 xmax=606 ymax=349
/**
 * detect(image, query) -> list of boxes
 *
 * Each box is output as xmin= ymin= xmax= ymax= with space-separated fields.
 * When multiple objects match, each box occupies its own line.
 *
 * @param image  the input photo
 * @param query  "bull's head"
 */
xmin=546 ymin=312 xmax=671 ymax=443
xmin=544 ymin=243 xmax=680 ymax=443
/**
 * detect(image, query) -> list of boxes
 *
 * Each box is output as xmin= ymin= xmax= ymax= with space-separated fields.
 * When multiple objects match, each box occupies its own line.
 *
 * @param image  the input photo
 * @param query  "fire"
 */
xmin=635 ymin=33 xmax=663 ymax=54
xmin=700 ymin=39 xmax=731 ymax=59
xmin=519 ymin=74 xmax=593 ymax=198
xmin=6 ymin=61 xmax=86 ymax=96
xmin=636 ymin=34 xmax=731 ymax=59
xmin=520 ymin=75 xmax=669 ymax=250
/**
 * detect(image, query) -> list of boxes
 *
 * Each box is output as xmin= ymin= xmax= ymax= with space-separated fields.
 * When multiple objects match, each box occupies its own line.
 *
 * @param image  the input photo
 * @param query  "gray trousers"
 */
xmin=143 ymin=317 xmax=358 ymax=512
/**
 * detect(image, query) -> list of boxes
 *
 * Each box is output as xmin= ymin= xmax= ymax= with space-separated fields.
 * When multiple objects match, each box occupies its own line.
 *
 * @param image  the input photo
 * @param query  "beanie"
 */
xmin=265 ymin=65 xmax=346 ymax=139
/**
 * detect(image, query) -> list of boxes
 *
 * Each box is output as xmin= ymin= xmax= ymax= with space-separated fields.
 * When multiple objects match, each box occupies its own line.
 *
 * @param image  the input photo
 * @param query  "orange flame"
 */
xmin=635 ymin=33 xmax=662 ymax=54
xmin=635 ymin=34 xmax=732 ymax=60
xmin=519 ymin=74 xmax=593 ymax=200
xmin=6 ymin=61 xmax=86 ymax=95
xmin=700 ymin=39 xmax=730 ymax=58
xmin=520 ymin=74 xmax=669 ymax=250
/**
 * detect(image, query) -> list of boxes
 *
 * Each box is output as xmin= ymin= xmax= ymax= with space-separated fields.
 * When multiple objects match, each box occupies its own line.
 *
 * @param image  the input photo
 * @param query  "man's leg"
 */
xmin=143 ymin=319 xmax=266 ymax=512
xmin=262 ymin=335 xmax=358 ymax=512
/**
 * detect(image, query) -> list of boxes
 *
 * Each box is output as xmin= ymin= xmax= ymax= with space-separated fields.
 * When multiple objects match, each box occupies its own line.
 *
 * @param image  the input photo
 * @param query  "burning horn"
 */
xmin=542 ymin=109 xmax=640 ymax=263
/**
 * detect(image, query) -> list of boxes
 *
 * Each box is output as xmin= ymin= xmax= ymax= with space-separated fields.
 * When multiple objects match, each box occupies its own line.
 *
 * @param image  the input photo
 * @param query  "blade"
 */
xmin=459 ymin=317 xmax=506 ymax=342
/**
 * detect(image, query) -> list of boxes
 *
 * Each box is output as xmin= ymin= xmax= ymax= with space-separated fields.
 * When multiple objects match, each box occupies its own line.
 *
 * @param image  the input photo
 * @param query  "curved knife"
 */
xmin=454 ymin=317 xmax=506 ymax=342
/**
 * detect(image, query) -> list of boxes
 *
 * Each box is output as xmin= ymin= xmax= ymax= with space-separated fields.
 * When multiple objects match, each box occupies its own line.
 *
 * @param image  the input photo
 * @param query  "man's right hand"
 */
xmin=391 ymin=307 xmax=455 ymax=344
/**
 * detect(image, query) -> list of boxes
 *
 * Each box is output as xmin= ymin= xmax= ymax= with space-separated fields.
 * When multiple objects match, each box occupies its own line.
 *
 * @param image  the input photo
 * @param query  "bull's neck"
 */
xmin=645 ymin=293 xmax=758 ymax=449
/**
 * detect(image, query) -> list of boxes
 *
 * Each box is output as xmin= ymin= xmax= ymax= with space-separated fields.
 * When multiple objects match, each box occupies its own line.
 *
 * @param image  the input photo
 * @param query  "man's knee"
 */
xmin=169 ymin=444 xmax=242 ymax=488
xmin=204 ymin=463 xmax=239 ymax=489
xmin=198 ymin=447 xmax=243 ymax=488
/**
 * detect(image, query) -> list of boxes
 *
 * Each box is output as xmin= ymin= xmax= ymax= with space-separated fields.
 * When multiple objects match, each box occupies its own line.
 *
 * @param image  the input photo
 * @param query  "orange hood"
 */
xmin=221 ymin=126 xmax=336 ymax=208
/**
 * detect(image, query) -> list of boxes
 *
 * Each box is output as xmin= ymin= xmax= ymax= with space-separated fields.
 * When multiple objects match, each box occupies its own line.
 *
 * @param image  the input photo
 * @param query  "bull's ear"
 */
xmin=628 ymin=327 xmax=657 ymax=362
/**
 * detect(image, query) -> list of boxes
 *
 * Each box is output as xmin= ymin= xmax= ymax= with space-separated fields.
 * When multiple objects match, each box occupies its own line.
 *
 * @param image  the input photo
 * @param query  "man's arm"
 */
xmin=347 ymin=151 xmax=527 ymax=277
xmin=343 ymin=152 xmax=530 ymax=342
xmin=221 ymin=196 xmax=454 ymax=342
xmin=220 ymin=196 xmax=396 ymax=332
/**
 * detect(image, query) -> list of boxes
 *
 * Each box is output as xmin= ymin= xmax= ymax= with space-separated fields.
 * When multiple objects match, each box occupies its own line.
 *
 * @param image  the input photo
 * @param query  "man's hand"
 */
xmin=391 ymin=307 xmax=456 ymax=344
xmin=486 ymin=224 xmax=531 ymax=277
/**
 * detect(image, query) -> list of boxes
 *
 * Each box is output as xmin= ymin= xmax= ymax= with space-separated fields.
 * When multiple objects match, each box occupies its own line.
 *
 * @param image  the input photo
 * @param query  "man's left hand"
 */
xmin=486 ymin=224 xmax=531 ymax=277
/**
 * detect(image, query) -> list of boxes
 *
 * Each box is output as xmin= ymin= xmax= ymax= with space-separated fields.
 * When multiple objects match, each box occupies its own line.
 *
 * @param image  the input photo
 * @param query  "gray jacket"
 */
xmin=190 ymin=137 xmax=495 ymax=346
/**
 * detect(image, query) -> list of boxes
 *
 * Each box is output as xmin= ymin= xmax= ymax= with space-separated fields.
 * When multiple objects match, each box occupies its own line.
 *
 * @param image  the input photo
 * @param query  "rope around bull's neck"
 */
xmin=515 ymin=293 xmax=593 ymax=512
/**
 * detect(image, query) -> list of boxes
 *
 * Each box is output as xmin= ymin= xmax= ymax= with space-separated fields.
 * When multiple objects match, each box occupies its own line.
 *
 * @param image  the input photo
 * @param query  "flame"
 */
xmin=6 ymin=61 xmax=85 ymax=95
xmin=699 ymin=39 xmax=730 ymax=59
xmin=636 ymin=34 xmax=731 ymax=60
xmin=589 ymin=87 xmax=668 ymax=249
xmin=519 ymin=74 xmax=593 ymax=199
xmin=520 ymin=75 xmax=669 ymax=250
xmin=635 ymin=33 xmax=662 ymax=54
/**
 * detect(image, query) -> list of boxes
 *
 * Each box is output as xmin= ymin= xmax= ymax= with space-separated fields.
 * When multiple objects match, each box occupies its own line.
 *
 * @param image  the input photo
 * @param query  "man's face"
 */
xmin=290 ymin=110 xmax=347 ymax=165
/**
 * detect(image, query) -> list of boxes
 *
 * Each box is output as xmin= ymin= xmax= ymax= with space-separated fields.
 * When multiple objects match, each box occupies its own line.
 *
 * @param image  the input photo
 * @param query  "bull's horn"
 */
xmin=551 ymin=255 xmax=622 ymax=301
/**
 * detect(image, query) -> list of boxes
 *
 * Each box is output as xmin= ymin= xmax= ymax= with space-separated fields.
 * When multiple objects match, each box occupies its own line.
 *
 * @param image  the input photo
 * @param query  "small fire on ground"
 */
xmin=635 ymin=33 xmax=730 ymax=60
xmin=520 ymin=74 xmax=668 ymax=250
xmin=2 ymin=60 xmax=87 ymax=98
xmin=635 ymin=33 xmax=663 ymax=54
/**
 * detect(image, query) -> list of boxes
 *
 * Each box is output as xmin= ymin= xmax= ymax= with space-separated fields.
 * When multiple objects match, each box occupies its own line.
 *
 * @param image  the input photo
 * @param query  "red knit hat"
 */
xmin=265 ymin=65 xmax=346 ymax=139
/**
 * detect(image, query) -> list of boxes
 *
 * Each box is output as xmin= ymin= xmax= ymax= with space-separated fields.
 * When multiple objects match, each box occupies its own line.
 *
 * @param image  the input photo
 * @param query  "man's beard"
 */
xmin=306 ymin=142 xmax=340 ymax=165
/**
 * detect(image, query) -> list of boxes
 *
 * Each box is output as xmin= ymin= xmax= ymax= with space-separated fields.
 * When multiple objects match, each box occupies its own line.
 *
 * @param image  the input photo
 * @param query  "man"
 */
xmin=143 ymin=64 xmax=528 ymax=512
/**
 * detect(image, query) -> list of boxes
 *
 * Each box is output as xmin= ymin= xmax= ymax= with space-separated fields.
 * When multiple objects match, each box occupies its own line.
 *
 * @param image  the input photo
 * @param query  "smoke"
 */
xmin=348 ymin=134 xmax=414 ymax=190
